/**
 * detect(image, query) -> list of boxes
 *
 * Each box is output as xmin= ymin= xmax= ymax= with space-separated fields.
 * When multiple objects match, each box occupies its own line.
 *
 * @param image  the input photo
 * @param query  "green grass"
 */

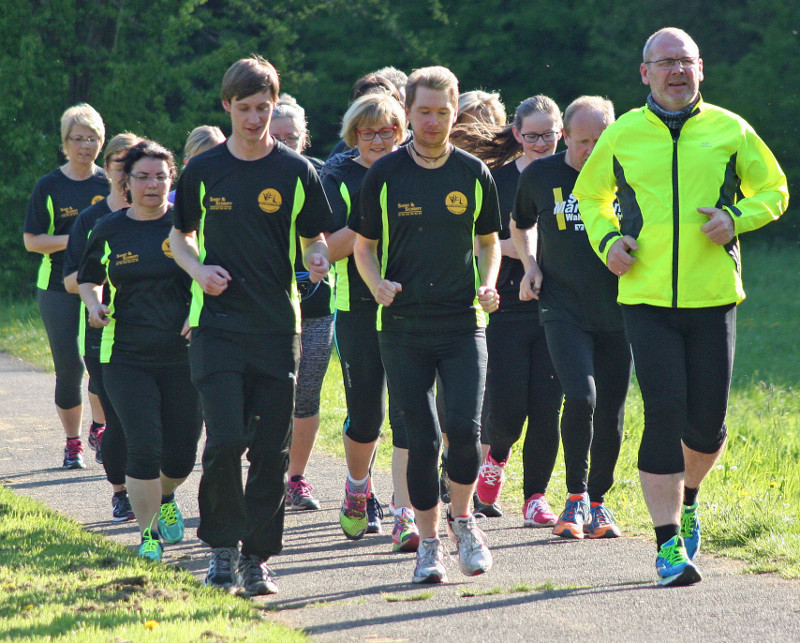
xmin=0 ymin=298 xmax=52 ymax=372
xmin=382 ymin=591 xmax=435 ymax=602
xmin=0 ymin=486 xmax=306 ymax=642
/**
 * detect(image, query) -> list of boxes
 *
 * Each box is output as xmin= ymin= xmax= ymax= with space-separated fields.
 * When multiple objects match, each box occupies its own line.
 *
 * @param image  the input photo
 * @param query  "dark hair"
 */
xmin=221 ymin=55 xmax=280 ymax=103
xmin=123 ymin=139 xmax=178 ymax=202
xmin=351 ymin=73 xmax=402 ymax=103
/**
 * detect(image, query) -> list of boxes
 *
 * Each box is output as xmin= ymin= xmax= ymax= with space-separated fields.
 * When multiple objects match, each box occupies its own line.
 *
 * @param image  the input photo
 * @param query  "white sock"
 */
xmin=347 ymin=474 xmax=369 ymax=494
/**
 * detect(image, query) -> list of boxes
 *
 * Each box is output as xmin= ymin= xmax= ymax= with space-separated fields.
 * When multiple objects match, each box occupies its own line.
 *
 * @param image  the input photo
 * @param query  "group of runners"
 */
xmin=23 ymin=27 xmax=788 ymax=593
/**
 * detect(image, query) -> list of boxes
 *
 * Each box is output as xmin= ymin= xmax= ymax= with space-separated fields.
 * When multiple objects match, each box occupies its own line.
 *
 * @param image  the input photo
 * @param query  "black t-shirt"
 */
xmin=173 ymin=142 xmax=331 ymax=335
xmin=78 ymin=208 xmax=191 ymax=365
xmin=354 ymin=147 xmax=502 ymax=332
xmin=491 ymin=160 xmax=538 ymax=319
xmin=323 ymin=157 xmax=375 ymax=312
xmin=63 ymin=199 xmax=112 ymax=359
xmin=513 ymin=151 xmax=622 ymax=332
xmin=24 ymin=167 xmax=109 ymax=291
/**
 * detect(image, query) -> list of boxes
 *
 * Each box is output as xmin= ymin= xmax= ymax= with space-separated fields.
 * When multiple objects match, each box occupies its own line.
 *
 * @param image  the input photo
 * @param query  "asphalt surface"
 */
xmin=1 ymin=350 xmax=799 ymax=642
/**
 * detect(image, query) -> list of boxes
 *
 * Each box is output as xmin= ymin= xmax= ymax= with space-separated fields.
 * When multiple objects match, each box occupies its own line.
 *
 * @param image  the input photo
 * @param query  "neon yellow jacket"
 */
xmin=574 ymin=99 xmax=789 ymax=308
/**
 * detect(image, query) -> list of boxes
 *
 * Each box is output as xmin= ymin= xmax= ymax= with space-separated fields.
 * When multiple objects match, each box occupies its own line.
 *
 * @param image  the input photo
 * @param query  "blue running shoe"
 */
xmin=138 ymin=527 xmax=163 ymax=562
xmin=656 ymin=535 xmax=701 ymax=586
xmin=553 ymin=494 xmax=590 ymax=539
xmin=681 ymin=502 xmax=701 ymax=560
xmin=158 ymin=498 xmax=185 ymax=544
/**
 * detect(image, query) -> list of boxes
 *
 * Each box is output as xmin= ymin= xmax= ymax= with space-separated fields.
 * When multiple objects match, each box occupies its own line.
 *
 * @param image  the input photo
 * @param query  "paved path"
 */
xmin=1 ymin=351 xmax=799 ymax=642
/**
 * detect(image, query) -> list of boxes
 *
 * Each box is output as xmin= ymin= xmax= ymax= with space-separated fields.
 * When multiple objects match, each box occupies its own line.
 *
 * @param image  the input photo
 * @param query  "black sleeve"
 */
xmin=475 ymin=168 xmax=502 ymax=236
xmin=77 ymin=222 xmax=109 ymax=286
xmin=23 ymin=179 xmax=49 ymax=235
xmin=172 ymin=166 xmax=202 ymax=233
xmin=296 ymin=164 xmax=333 ymax=239
xmin=323 ymin=172 xmax=351 ymax=233
xmin=63 ymin=209 xmax=93 ymax=277
xmin=512 ymin=168 xmax=540 ymax=231
xmin=352 ymin=165 xmax=383 ymax=239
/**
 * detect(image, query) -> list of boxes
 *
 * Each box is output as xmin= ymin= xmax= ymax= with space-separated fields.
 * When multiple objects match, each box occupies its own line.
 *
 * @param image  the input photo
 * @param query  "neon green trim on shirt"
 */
xmin=36 ymin=195 xmax=56 ymax=290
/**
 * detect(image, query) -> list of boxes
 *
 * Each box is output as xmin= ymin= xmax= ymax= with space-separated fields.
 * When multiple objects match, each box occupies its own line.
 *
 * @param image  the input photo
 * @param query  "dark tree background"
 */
xmin=1 ymin=0 xmax=797 ymax=297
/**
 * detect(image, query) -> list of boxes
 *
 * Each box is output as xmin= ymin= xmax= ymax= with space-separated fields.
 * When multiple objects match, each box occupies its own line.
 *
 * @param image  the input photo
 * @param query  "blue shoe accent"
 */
xmin=681 ymin=502 xmax=701 ymax=560
xmin=138 ymin=528 xmax=163 ymax=562
xmin=656 ymin=535 xmax=701 ymax=586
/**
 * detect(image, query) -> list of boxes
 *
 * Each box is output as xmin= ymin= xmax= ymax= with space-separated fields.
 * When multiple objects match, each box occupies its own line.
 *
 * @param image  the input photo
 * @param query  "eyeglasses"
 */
xmin=129 ymin=173 xmax=170 ymax=183
xmin=519 ymin=131 xmax=558 ymax=144
xmin=68 ymin=135 xmax=100 ymax=145
xmin=275 ymin=135 xmax=300 ymax=145
xmin=355 ymin=126 xmax=397 ymax=141
xmin=644 ymin=57 xmax=699 ymax=70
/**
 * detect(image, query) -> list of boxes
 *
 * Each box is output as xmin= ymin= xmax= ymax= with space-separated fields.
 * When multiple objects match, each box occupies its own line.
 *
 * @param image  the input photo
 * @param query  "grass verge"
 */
xmin=0 ymin=485 xmax=306 ymax=642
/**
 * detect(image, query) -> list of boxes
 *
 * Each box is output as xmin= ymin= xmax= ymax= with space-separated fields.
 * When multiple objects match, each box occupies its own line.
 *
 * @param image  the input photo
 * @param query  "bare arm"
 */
xmin=78 ymin=282 xmax=109 ymax=328
xmin=325 ymin=227 xmax=357 ymax=264
xmin=168 ymin=227 xmax=231 ymax=296
xmin=353 ymin=234 xmax=402 ymax=306
xmin=476 ymin=232 xmax=501 ymax=313
xmin=64 ymin=271 xmax=79 ymax=294
xmin=511 ymin=223 xmax=542 ymax=300
xmin=300 ymin=234 xmax=331 ymax=283
xmin=23 ymin=232 xmax=69 ymax=254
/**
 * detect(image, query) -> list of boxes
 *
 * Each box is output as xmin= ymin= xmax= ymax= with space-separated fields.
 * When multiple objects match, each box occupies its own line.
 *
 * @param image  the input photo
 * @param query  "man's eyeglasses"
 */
xmin=68 ymin=135 xmax=100 ymax=145
xmin=519 ymin=131 xmax=558 ymax=144
xmin=644 ymin=57 xmax=699 ymax=70
xmin=129 ymin=173 xmax=170 ymax=183
xmin=355 ymin=126 xmax=397 ymax=141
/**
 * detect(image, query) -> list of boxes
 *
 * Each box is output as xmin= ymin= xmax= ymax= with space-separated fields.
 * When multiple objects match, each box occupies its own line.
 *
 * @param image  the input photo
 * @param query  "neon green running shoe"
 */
xmin=138 ymin=527 xmax=163 ymax=562
xmin=158 ymin=498 xmax=185 ymax=544
xmin=656 ymin=535 xmax=701 ymax=586
xmin=680 ymin=502 xmax=701 ymax=560
xmin=340 ymin=481 xmax=368 ymax=540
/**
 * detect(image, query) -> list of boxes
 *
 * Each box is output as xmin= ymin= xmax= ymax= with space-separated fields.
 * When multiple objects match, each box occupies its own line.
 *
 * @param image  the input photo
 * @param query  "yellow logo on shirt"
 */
xmin=209 ymin=196 xmax=233 ymax=211
xmin=115 ymin=251 xmax=139 ymax=266
xmin=445 ymin=191 xmax=468 ymax=215
xmin=162 ymin=238 xmax=173 ymax=258
xmin=91 ymin=195 xmax=105 ymax=205
xmin=398 ymin=202 xmax=423 ymax=216
xmin=60 ymin=206 xmax=80 ymax=219
xmin=258 ymin=189 xmax=282 ymax=213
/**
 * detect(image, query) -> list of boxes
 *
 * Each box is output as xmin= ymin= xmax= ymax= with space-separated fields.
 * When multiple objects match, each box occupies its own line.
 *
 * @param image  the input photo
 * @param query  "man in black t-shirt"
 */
xmin=512 ymin=96 xmax=632 ymax=547
xmin=170 ymin=56 xmax=331 ymax=596
xmin=353 ymin=66 xmax=501 ymax=585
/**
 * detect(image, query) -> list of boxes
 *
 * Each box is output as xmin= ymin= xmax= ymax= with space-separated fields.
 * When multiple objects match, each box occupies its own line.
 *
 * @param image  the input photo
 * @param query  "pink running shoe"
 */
xmin=522 ymin=493 xmax=557 ymax=527
xmin=476 ymin=452 xmax=506 ymax=505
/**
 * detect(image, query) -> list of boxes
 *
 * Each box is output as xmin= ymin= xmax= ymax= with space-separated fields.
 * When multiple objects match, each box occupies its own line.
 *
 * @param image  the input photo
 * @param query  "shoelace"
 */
xmin=593 ymin=505 xmax=614 ymax=526
xmin=418 ymin=540 xmax=442 ymax=567
xmin=160 ymin=501 xmax=178 ymax=526
xmin=242 ymin=557 xmax=270 ymax=585
xmin=562 ymin=499 xmax=586 ymax=522
xmin=292 ymin=478 xmax=315 ymax=498
xmin=527 ymin=497 xmax=548 ymax=518
xmin=661 ymin=541 xmax=688 ymax=565
xmin=453 ymin=516 xmax=489 ymax=551
xmin=66 ymin=440 xmax=82 ymax=458
xmin=680 ymin=507 xmax=697 ymax=535
xmin=367 ymin=495 xmax=384 ymax=520
xmin=140 ymin=527 xmax=160 ymax=555
xmin=479 ymin=463 xmax=503 ymax=486
xmin=211 ymin=548 xmax=237 ymax=576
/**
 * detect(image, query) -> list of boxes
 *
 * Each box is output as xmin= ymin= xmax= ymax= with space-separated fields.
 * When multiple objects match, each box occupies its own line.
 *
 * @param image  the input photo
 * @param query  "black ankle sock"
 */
xmin=113 ymin=490 xmax=127 ymax=499
xmin=160 ymin=493 xmax=174 ymax=505
xmin=90 ymin=421 xmax=104 ymax=430
xmin=655 ymin=524 xmax=680 ymax=550
xmin=67 ymin=436 xmax=81 ymax=443
xmin=683 ymin=486 xmax=699 ymax=507
xmin=143 ymin=530 xmax=161 ymax=542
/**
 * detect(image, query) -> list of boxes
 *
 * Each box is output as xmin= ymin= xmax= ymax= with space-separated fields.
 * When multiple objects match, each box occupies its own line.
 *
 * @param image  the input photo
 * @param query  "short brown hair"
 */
xmin=221 ymin=55 xmax=280 ymax=103
xmin=405 ymin=66 xmax=459 ymax=112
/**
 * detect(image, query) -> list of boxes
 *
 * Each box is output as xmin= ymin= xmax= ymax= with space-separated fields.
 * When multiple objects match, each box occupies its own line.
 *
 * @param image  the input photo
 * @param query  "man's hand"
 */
xmin=477 ymin=286 xmax=499 ymax=313
xmin=519 ymin=262 xmax=543 ymax=301
xmin=195 ymin=264 xmax=231 ymax=295
xmin=307 ymin=253 xmax=330 ymax=283
xmin=607 ymin=236 xmax=638 ymax=276
xmin=374 ymin=280 xmax=402 ymax=306
xmin=698 ymin=207 xmax=735 ymax=245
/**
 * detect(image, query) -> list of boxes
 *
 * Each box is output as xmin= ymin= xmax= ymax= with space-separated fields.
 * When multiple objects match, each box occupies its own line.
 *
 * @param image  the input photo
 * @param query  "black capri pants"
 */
xmin=38 ymin=289 xmax=84 ymax=409
xmin=334 ymin=308 xmax=407 ymax=449
xmin=83 ymin=355 xmax=126 ymax=486
xmin=544 ymin=321 xmax=631 ymax=503
xmin=103 ymin=360 xmax=202 ymax=481
xmin=379 ymin=328 xmax=486 ymax=512
xmin=622 ymin=304 xmax=735 ymax=475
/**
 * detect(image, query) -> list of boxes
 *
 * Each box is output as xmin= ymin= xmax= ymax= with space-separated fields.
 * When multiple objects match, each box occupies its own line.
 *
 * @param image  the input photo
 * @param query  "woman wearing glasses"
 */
xmin=471 ymin=96 xmax=566 ymax=529
xmin=322 ymin=93 xmax=419 ymax=550
xmin=78 ymin=140 xmax=202 ymax=562
xmin=267 ymin=96 xmax=334 ymax=512
xmin=24 ymin=103 xmax=109 ymax=470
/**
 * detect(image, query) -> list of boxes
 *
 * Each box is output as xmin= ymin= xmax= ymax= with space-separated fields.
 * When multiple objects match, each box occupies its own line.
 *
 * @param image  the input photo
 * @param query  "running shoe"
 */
xmin=522 ymin=493 xmax=557 ymax=527
xmin=656 ymin=535 xmax=702 ymax=587
xmin=439 ymin=454 xmax=451 ymax=504
xmin=111 ymin=493 xmax=135 ymax=522
xmin=87 ymin=424 xmax=105 ymax=464
xmin=204 ymin=546 xmax=239 ymax=590
xmin=366 ymin=492 xmax=384 ymax=534
xmin=476 ymin=451 xmax=506 ymax=505
xmin=63 ymin=438 xmax=86 ymax=470
xmin=447 ymin=513 xmax=493 ymax=576
xmin=681 ymin=502 xmax=701 ymax=560
xmin=552 ymin=494 xmax=590 ymax=539
xmin=473 ymin=493 xmax=503 ymax=518
xmin=413 ymin=538 xmax=447 ymax=584
xmin=340 ymin=480 xmax=368 ymax=540
xmin=392 ymin=507 xmax=420 ymax=553
xmin=158 ymin=498 xmax=185 ymax=544
xmin=585 ymin=503 xmax=622 ymax=539
xmin=237 ymin=554 xmax=279 ymax=596
xmin=138 ymin=527 xmax=163 ymax=562
xmin=286 ymin=475 xmax=321 ymax=511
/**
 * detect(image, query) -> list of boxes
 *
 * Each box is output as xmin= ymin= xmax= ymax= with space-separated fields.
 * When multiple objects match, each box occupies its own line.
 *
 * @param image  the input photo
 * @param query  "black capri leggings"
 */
xmin=38 ymin=289 xmax=84 ymax=409
xmin=622 ymin=304 xmax=735 ymax=475
xmin=83 ymin=355 xmax=126 ymax=486
xmin=103 ymin=360 xmax=202 ymax=481
xmin=484 ymin=317 xmax=563 ymax=499
xmin=334 ymin=308 xmax=407 ymax=449
xmin=379 ymin=329 xmax=486 ymax=512
xmin=544 ymin=321 xmax=631 ymax=503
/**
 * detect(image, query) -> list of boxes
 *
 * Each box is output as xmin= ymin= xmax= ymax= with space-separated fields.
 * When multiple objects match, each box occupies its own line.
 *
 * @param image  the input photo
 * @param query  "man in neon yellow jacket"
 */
xmin=574 ymin=27 xmax=788 ymax=587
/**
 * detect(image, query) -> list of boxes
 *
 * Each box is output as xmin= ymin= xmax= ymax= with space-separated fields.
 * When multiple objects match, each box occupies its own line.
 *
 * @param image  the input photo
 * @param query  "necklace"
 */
xmin=409 ymin=142 xmax=450 ymax=166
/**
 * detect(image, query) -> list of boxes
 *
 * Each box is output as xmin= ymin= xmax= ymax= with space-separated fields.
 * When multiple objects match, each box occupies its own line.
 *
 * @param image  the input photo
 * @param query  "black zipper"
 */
xmin=671 ymin=134 xmax=679 ymax=308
